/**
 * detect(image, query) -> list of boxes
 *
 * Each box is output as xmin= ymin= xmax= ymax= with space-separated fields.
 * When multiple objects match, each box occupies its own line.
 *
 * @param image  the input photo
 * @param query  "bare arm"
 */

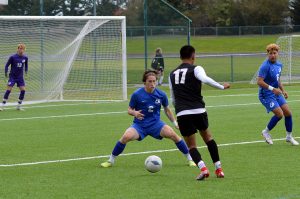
xmin=257 ymin=77 xmax=282 ymax=96
xmin=279 ymin=80 xmax=288 ymax=99
xmin=128 ymin=106 xmax=144 ymax=120
xmin=163 ymin=106 xmax=179 ymax=129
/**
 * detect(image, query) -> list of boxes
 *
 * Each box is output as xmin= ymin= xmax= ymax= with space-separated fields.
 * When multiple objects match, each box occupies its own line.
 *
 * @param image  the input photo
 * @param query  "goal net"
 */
xmin=0 ymin=16 xmax=127 ymax=103
xmin=250 ymin=35 xmax=300 ymax=84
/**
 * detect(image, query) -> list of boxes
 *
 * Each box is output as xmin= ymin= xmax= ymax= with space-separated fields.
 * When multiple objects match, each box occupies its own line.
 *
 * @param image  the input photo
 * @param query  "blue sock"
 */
xmin=3 ymin=90 xmax=11 ymax=102
xmin=285 ymin=116 xmax=293 ymax=133
xmin=175 ymin=139 xmax=189 ymax=155
xmin=267 ymin=115 xmax=282 ymax=131
xmin=112 ymin=141 xmax=126 ymax=156
xmin=19 ymin=90 xmax=25 ymax=101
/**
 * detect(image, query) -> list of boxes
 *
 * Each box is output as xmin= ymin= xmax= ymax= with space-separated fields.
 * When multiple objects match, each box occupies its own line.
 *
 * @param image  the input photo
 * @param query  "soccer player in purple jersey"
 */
xmin=0 ymin=43 xmax=28 ymax=111
xmin=258 ymin=43 xmax=298 ymax=145
xmin=100 ymin=70 xmax=195 ymax=168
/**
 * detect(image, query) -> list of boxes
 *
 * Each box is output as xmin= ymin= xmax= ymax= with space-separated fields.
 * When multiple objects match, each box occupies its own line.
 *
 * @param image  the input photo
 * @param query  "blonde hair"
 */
xmin=17 ymin=43 xmax=26 ymax=50
xmin=266 ymin=43 xmax=279 ymax=53
xmin=156 ymin=47 xmax=162 ymax=54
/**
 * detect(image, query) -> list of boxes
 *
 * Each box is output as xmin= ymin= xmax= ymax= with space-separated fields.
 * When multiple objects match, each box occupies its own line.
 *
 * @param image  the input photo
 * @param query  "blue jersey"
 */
xmin=258 ymin=59 xmax=282 ymax=98
xmin=5 ymin=53 xmax=28 ymax=79
xmin=129 ymin=87 xmax=168 ymax=128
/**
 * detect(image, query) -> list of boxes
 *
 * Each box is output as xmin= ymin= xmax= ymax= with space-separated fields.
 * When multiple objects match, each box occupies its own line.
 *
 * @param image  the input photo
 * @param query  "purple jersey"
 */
xmin=5 ymin=53 xmax=28 ymax=79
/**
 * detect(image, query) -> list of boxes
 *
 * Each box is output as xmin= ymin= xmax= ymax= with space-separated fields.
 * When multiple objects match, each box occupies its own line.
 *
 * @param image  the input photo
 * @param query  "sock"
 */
xmin=3 ymin=90 xmax=11 ymax=103
xmin=198 ymin=160 xmax=206 ymax=169
xmin=159 ymin=76 xmax=164 ymax=84
xmin=111 ymin=141 xmax=126 ymax=158
xmin=285 ymin=116 xmax=293 ymax=135
xmin=19 ymin=90 xmax=25 ymax=101
xmin=175 ymin=139 xmax=189 ymax=155
xmin=267 ymin=115 xmax=282 ymax=131
xmin=108 ymin=154 xmax=116 ymax=164
xmin=214 ymin=161 xmax=222 ymax=170
xmin=206 ymin=139 xmax=220 ymax=163
xmin=189 ymin=147 xmax=202 ymax=167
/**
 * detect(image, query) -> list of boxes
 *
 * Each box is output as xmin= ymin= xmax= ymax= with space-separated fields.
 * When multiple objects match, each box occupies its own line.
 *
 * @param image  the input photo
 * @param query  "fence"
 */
xmin=127 ymin=25 xmax=300 ymax=37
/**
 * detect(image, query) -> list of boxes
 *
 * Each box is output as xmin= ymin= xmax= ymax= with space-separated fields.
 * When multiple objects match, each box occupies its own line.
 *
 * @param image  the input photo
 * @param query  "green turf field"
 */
xmin=1 ymin=84 xmax=300 ymax=199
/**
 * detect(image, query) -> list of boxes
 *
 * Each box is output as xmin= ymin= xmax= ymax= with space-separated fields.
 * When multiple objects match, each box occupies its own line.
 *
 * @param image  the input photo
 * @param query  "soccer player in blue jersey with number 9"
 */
xmin=258 ymin=43 xmax=298 ymax=145
xmin=101 ymin=70 xmax=195 ymax=168
xmin=0 ymin=43 xmax=28 ymax=111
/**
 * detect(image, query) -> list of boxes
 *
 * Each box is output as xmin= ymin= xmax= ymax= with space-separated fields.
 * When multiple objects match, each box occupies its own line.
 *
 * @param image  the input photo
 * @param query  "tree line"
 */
xmin=1 ymin=0 xmax=300 ymax=27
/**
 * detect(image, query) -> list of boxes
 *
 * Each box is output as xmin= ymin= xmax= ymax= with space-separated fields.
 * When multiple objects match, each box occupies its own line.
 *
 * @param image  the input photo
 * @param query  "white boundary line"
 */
xmin=0 ymin=137 xmax=298 ymax=167
xmin=1 ymin=99 xmax=300 ymax=122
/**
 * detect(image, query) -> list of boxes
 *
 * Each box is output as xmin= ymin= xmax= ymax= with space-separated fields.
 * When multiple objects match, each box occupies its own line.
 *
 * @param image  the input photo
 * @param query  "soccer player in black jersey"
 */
xmin=169 ymin=45 xmax=230 ymax=180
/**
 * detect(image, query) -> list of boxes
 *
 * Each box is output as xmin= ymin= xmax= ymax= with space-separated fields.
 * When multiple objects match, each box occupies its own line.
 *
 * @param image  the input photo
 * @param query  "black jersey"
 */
xmin=169 ymin=63 xmax=205 ymax=114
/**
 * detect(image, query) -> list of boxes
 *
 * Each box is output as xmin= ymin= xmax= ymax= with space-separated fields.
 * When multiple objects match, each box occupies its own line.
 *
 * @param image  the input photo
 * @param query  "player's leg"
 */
xmin=0 ymin=84 xmax=13 ymax=111
xmin=101 ymin=127 xmax=140 ymax=168
xmin=281 ymin=103 xmax=299 ymax=145
xmin=159 ymin=124 xmax=194 ymax=166
xmin=260 ymin=97 xmax=283 ymax=144
xmin=199 ymin=128 xmax=224 ymax=178
xmin=158 ymin=70 xmax=164 ymax=85
xmin=16 ymin=85 xmax=26 ymax=111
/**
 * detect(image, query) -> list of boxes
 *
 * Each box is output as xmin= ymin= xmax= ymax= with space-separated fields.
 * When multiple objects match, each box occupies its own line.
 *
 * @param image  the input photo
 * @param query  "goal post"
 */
xmin=250 ymin=35 xmax=300 ymax=84
xmin=0 ymin=16 xmax=127 ymax=103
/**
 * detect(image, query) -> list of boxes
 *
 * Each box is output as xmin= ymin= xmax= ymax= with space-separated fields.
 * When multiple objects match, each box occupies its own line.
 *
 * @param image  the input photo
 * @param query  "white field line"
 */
xmin=0 ymin=137 xmax=299 ymax=167
xmin=1 ymin=99 xmax=300 ymax=122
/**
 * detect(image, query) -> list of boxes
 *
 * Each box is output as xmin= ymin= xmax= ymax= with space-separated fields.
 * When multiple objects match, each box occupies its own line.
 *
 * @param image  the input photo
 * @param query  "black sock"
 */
xmin=189 ymin=147 xmax=202 ymax=165
xmin=206 ymin=139 xmax=220 ymax=163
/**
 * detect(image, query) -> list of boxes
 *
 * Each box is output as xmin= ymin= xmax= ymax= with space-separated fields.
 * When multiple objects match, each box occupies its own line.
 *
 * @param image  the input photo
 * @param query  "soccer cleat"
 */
xmin=262 ymin=130 xmax=273 ymax=145
xmin=286 ymin=136 xmax=299 ymax=146
xmin=187 ymin=160 xmax=197 ymax=167
xmin=196 ymin=167 xmax=210 ymax=181
xmin=100 ymin=161 xmax=113 ymax=168
xmin=215 ymin=168 xmax=225 ymax=178
xmin=16 ymin=105 xmax=24 ymax=111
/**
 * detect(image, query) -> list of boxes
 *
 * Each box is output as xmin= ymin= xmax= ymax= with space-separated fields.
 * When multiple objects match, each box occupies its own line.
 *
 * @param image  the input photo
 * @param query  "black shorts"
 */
xmin=177 ymin=113 xmax=209 ymax=137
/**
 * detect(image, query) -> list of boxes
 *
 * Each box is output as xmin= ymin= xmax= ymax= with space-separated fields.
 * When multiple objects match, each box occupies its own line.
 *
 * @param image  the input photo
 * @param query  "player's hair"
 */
xmin=17 ymin=43 xmax=26 ymax=50
xmin=266 ymin=43 xmax=279 ymax=53
xmin=142 ymin=70 xmax=158 ymax=82
xmin=156 ymin=48 xmax=162 ymax=54
xmin=180 ymin=45 xmax=195 ymax=59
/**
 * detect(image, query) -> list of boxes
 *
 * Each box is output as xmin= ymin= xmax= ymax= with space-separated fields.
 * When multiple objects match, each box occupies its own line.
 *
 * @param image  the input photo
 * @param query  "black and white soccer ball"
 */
xmin=145 ymin=155 xmax=162 ymax=173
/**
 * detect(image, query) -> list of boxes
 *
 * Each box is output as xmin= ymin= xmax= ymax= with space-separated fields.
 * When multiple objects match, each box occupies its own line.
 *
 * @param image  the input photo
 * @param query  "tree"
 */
xmin=291 ymin=0 xmax=300 ymax=25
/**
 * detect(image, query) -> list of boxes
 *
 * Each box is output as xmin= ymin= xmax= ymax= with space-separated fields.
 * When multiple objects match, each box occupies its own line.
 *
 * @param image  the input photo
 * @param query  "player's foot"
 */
xmin=286 ymin=136 xmax=299 ymax=146
xmin=196 ymin=167 xmax=210 ymax=181
xmin=262 ymin=130 xmax=273 ymax=145
xmin=215 ymin=168 xmax=225 ymax=178
xmin=187 ymin=160 xmax=197 ymax=167
xmin=16 ymin=106 xmax=24 ymax=111
xmin=0 ymin=104 xmax=4 ymax=111
xmin=100 ymin=161 xmax=113 ymax=168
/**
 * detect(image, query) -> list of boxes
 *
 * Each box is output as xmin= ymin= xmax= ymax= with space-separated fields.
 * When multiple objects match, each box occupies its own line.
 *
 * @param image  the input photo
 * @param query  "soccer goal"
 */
xmin=250 ymin=35 xmax=300 ymax=84
xmin=0 ymin=16 xmax=127 ymax=103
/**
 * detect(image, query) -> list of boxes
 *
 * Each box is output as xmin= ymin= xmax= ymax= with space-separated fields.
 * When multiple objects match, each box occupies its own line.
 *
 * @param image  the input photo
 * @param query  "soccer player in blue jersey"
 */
xmin=258 ymin=43 xmax=298 ymax=145
xmin=0 ymin=43 xmax=28 ymax=111
xmin=101 ymin=70 xmax=195 ymax=168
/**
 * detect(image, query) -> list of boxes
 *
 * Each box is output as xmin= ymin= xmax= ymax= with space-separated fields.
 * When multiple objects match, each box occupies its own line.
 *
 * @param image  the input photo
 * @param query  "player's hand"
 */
xmin=273 ymin=88 xmax=282 ymax=96
xmin=223 ymin=83 xmax=230 ymax=89
xmin=282 ymin=91 xmax=288 ymax=99
xmin=134 ymin=110 xmax=144 ymax=120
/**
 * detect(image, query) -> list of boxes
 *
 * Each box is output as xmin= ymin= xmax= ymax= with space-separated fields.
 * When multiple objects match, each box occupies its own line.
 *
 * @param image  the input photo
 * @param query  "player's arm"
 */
xmin=168 ymin=76 xmax=175 ymax=107
xmin=257 ymin=77 xmax=282 ymax=96
xmin=4 ymin=56 xmax=12 ymax=78
xmin=278 ymin=79 xmax=288 ymax=99
xmin=128 ymin=107 xmax=144 ymax=120
xmin=25 ymin=58 xmax=28 ymax=75
xmin=194 ymin=66 xmax=230 ymax=89
xmin=163 ymin=106 xmax=179 ymax=129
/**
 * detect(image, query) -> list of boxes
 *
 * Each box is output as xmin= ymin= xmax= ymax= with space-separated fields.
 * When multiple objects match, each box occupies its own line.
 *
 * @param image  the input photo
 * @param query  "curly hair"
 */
xmin=266 ymin=43 xmax=279 ymax=53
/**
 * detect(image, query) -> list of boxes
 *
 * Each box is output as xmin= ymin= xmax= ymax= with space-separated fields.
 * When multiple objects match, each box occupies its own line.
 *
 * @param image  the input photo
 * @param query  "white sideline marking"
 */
xmin=0 ymin=137 xmax=299 ymax=167
xmin=1 ymin=99 xmax=300 ymax=122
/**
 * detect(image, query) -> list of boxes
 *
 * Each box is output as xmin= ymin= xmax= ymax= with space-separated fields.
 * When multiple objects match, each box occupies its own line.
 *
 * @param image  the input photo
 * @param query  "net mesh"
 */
xmin=0 ymin=16 xmax=126 ymax=103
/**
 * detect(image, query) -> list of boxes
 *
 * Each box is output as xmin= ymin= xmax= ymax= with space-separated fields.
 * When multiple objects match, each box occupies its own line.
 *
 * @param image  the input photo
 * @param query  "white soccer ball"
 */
xmin=145 ymin=155 xmax=162 ymax=173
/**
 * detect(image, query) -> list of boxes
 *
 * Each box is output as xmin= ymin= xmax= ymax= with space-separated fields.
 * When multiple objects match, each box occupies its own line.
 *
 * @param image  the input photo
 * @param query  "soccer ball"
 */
xmin=145 ymin=155 xmax=162 ymax=173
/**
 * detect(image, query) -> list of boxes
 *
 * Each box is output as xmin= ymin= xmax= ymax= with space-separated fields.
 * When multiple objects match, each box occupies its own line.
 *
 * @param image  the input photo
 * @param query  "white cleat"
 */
xmin=16 ymin=106 xmax=24 ymax=111
xmin=286 ymin=136 xmax=299 ymax=146
xmin=262 ymin=130 xmax=273 ymax=145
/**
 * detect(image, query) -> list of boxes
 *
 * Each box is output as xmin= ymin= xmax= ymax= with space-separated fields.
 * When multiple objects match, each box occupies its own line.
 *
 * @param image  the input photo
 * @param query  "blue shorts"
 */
xmin=131 ymin=121 xmax=165 ymax=141
xmin=7 ymin=77 xmax=25 ymax=87
xmin=259 ymin=94 xmax=286 ymax=113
